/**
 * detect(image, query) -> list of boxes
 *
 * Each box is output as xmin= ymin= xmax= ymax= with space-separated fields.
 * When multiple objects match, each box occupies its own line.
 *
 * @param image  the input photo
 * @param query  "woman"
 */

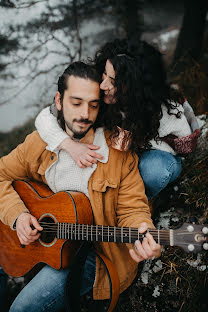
xmin=35 ymin=39 xmax=199 ymax=199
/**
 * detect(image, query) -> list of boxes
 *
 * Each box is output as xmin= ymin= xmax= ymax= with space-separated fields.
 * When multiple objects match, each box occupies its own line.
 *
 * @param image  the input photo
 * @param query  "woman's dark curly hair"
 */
xmin=94 ymin=39 xmax=183 ymax=153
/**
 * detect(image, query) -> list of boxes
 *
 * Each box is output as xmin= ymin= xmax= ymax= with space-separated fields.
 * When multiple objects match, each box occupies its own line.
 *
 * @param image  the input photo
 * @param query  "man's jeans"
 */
xmin=139 ymin=150 xmax=182 ymax=199
xmin=0 ymin=266 xmax=7 ymax=311
xmin=9 ymin=248 xmax=96 ymax=312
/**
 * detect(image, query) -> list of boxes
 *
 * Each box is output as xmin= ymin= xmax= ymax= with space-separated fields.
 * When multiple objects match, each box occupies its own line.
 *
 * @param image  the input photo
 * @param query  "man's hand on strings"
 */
xmin=129 ymin=222 xmax=161 ymax=263
xmin=16 ymin=212 xmax=43 ymax=245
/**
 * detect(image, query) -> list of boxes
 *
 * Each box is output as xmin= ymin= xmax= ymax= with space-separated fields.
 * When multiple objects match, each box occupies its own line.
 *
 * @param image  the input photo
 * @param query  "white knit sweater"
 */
xmin=149 ymin=104 xmax=191 ymax=155
xmin=44 ymin=127 xmax=109 ymax=198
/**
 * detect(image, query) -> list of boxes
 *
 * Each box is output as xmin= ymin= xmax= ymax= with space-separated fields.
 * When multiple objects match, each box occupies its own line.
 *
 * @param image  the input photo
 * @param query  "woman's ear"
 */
xmin=55 ymin=92 xmax=62 ymax=111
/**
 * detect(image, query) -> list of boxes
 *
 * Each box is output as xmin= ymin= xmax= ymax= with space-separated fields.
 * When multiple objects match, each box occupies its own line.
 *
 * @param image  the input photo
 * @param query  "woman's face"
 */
xmin=100 ymin=59 xmax=116 ymax=104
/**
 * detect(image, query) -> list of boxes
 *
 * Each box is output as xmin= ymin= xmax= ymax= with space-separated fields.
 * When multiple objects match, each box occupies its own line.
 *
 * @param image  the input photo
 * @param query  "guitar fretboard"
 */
xmin=53 ymin=223 xmax=171 ymax=245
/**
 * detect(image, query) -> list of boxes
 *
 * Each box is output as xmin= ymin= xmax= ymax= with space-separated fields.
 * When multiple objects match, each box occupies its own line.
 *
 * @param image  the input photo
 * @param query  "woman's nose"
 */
xmin=100 ymin=79 xmax=109 ymax=90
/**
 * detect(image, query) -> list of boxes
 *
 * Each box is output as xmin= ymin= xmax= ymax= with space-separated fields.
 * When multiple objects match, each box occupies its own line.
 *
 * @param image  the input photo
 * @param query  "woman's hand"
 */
xmin=59 ymin=138 xmax=104 ymax=168
xmin=129 ymin=222 xmax=161 ymax=263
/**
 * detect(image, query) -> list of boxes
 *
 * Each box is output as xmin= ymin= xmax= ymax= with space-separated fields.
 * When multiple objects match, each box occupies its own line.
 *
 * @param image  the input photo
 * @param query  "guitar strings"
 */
xmin=38 ymin=223 xmax=205 ymax=237
xmin=38 ymin=222 xmax=205 ymax=237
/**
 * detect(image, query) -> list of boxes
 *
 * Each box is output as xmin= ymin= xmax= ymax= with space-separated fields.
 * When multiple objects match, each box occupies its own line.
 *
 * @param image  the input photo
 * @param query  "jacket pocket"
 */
xmin=92 ymin=179 xmax=117 ymax=192
xmin=91 ymin=179 xmax=118 ymax=224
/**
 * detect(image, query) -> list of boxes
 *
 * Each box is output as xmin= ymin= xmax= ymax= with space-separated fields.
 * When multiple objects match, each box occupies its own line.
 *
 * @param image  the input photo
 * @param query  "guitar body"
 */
xmin=0 ymin=180 xmax=93 ymax=277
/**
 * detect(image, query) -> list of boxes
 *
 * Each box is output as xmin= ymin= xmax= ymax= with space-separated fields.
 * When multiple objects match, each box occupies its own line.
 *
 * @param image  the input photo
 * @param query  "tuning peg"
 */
xmin=202 ymin=227 xmax=208 ymax=235
xmin=189 ymin=216 xmax=198 ymax=224
xmin=203 ymin=243 xmax=208 ymax=250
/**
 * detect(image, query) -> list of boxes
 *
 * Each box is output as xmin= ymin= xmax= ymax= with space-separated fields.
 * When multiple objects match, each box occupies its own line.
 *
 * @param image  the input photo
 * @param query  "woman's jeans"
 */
xmin=9 ymin=248 xmax=96 ymax=312
xmin=138 ymin=150 xmax=182 ymax=200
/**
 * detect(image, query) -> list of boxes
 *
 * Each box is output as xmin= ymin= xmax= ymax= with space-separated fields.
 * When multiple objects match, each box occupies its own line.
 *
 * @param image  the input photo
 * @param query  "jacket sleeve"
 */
xmin=116 ymin=152 xmax=154 ymax=229
xmin=0 ymin=134 xmax=36 ymax=228
xmin=35 ymin=106 xmax=68 ymax=152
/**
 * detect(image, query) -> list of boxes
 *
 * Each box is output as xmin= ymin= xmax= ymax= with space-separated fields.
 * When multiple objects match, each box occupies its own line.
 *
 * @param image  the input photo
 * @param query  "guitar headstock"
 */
xmin=173 ymin=223 xmax=208 ymax=253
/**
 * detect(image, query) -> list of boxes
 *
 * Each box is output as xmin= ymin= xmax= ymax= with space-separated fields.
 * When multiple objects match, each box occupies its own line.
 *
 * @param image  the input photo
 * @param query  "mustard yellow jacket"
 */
xmin=0 ymin=130 xmax=154 ymax=300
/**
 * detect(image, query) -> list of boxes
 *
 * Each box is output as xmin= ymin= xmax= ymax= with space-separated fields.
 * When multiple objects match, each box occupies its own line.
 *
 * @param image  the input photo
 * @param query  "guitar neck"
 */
xmin=49 ymin=223 xmax=172 ymax=245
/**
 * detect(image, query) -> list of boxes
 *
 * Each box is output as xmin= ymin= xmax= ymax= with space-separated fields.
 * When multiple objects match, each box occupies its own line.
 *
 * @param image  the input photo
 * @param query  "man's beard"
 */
xmin=57 ymin=107 xmax=94 ymax=139
xmin=65 ymin=119 xmax=93 ymax=140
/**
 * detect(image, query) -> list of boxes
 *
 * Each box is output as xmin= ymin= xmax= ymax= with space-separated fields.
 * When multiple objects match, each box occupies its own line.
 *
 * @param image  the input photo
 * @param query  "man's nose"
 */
xmin=80 ymin=105 xmax=89 ymax=119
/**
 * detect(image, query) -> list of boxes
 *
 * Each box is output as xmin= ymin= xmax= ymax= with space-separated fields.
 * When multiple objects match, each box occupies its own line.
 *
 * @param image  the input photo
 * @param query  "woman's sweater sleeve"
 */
xmin=183 ymin=100 xmax=199 ymax=132
xmin=35 ymin=106 xmax=68 ymax=152
xmin=158 ymin=104 xmax=192 ymax=138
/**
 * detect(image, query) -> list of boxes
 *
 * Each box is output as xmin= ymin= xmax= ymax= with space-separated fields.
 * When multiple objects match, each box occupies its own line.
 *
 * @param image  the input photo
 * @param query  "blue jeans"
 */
xmin=138 ymin=150 xmax=182 ymax=199
xmin=9 ymin=248 xmax=96 ymax=312
xmin=0 ymin=266 xmax=7 ymax=311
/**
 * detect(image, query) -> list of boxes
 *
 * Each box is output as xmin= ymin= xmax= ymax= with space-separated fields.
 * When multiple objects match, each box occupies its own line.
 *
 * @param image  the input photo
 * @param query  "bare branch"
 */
xmin=73 ymin=0 xmax=82 ymax=60
xmin=14 ymin=0 xmax=48 ymax=9
xmin=0 ymin=62 xmax=69 ymax=106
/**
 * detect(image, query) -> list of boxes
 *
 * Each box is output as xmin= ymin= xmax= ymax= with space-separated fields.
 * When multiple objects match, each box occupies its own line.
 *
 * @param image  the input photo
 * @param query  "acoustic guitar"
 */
xmin=0 ymin=180 xmax=208 ymax=278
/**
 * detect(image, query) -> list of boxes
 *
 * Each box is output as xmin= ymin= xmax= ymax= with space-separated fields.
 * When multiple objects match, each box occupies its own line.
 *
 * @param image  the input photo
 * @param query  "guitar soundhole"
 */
xmin=40 ymin=216 xmax=56 ymax=244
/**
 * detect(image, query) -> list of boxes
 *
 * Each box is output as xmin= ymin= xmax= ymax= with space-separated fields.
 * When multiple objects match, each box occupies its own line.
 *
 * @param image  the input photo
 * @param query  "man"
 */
xmin=0 ymin=62 xmax=161 ymax=311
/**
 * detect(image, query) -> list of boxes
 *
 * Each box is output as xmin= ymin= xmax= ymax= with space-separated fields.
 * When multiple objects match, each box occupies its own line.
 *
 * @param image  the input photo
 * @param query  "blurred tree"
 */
xmin=0 ymin=0 xmax=15 ymax=8
xmin=0 ymin=0 xmax=144 ymax=107
xmin=170 ymin=0 xmax=208 ymax=113
xmin=171 ymin=0 xmax=208 ymax=72
xmin=110 ymin=0 xmax=143 ymax=41
xmin=0 ymin=34 xmax=18 ymax=72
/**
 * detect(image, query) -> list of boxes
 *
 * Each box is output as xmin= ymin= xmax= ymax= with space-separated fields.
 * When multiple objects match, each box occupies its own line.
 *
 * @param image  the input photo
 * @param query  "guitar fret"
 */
xmin=82 ymin=224 xmax=84 ymax=240
xmin=108 ymin=226 xmax=109 ymax=242
xmin=138 ymin=228 xmax=139 ymax=242
xmin=170 ymin=229 xmax=174 ymax=246
xmin=102 ymin=226 xmax=103 ymax=242
xmin=121 ymin=227 xmax=123 ymax=243
xmin=74 ymin=223 xmax=77 ymax=240
xmin=96 ymin=225 xmax=98 ymax=241
xmin=78 ymin=224 xmax=80 ymax=241
xmin=57 ymin=223 xmax=59 ymax=239
xmin=158 ymin=229 xmax=160 ymax=245
xmin=129 ymin=228 xmax=131 ymax=243
xmin=91 ymin=225 xmax=93 ymax=241
xmin=87 ymin=224 xmax=88 ymax=241
xmin=71 ymin=224 xmax=73 ymax=240
xmin=114 ymin=226 xmax=116 ymax=243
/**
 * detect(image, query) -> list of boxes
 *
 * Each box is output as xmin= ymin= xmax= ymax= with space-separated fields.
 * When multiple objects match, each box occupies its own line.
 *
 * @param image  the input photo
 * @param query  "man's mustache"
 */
xmin=73 ymin=119 xmax=93 ymax=124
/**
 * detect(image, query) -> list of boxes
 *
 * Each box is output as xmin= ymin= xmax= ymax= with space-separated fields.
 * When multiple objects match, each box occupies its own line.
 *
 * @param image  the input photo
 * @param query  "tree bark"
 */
xmin=113 ymin=0 xmax=143 ymax=41
xmin=172 ymin=0 xmax=208 ymax=65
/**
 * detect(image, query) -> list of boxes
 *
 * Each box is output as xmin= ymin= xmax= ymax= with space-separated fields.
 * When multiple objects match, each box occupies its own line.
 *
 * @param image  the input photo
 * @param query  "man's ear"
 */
xmin=55 ymin=92 xmax=62 ymax=111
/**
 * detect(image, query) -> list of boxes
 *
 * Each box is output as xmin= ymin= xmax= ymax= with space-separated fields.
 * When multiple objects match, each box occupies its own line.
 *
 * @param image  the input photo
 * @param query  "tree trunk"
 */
xmin=113 ymin=0 xmax=143 ymax=41
xmin=172 ymin=0 xmax=208 ymax=66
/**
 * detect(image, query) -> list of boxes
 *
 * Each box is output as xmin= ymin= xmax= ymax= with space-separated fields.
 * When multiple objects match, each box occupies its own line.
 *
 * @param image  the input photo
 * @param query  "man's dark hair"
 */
xmin=58 ymin=61 xmax=101 ymax=102
xmin=57 ymin=61 xmax=104 ymax=131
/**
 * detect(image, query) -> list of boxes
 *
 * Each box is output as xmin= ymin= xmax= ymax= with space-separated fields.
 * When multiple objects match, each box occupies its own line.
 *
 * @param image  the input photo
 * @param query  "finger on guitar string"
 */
xmin=141 ymin=236 xmax=154 ymax=258
xmin=16 ymin=212 xmax=42 ymax=245
xmin=145 ymin=232 xmax=161 ymax=257
xmin=31 ymin=215 xmax=43 ymax=232
xmin=17 ymin=231 xmax=40 ymax=245
xmin=129 ymin=248 xmax=144 ymax=263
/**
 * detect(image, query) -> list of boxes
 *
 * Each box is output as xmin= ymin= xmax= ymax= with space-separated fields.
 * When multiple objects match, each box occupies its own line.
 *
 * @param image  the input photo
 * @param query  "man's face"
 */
xmin=100 ymin=59 xmax=116 ymax=104
xmin=55 ymin=76 xmax=100 ymax=139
